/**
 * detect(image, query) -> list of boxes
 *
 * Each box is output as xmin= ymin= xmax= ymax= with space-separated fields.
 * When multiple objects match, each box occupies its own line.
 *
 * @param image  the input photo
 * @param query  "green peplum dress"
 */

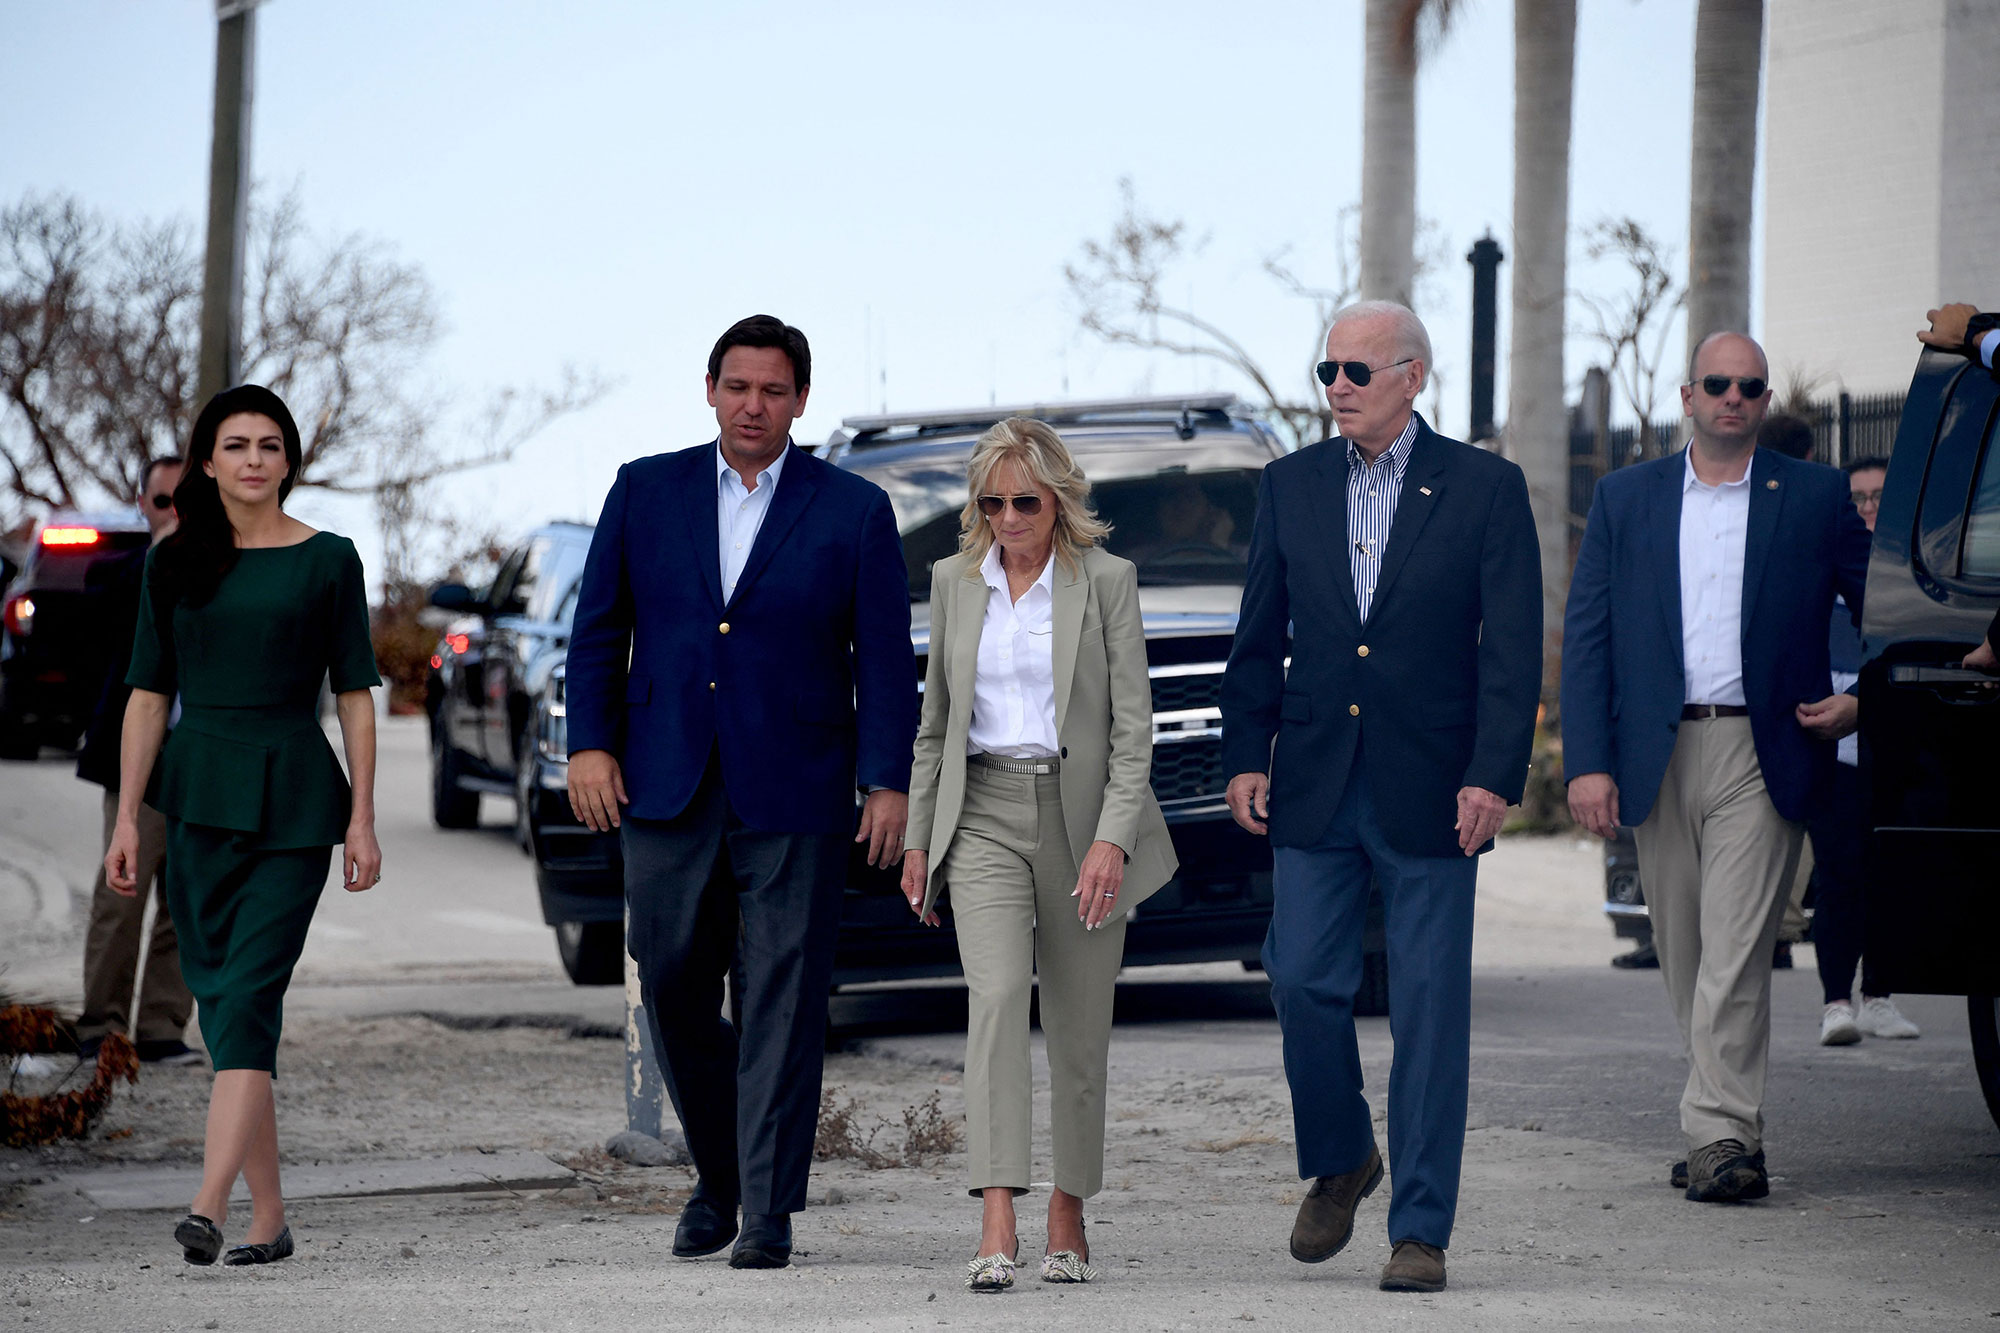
xmin=126 ymin=532 xmax=382 ymax=1073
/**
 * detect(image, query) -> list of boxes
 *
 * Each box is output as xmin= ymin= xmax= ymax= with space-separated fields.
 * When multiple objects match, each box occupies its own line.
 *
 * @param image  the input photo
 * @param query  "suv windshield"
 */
xmin=856 ymin=454 xmax=1264 ymax=598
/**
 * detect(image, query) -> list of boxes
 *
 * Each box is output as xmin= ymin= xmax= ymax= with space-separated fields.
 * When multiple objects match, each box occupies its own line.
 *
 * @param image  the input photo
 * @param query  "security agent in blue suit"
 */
xmin=1561 ymin=332 xmax=1870 ymax=1205
xmin=1219 ymin=301 xmax=1542 ymax=1293
xmin=565 ymin=316 xmax=918 ymax=1269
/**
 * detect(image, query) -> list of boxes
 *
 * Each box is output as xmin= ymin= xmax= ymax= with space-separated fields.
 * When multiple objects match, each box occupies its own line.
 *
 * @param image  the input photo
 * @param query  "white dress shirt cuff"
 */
xmin=1979 ymin=328 xmax=1999 ymax=370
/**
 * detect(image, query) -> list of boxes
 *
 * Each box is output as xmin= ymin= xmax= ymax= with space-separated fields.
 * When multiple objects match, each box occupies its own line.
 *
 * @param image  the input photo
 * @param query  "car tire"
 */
xmin=513 ymin=731 xmax=537 ymax=854
xmin=556 ymin=920 xmax=624 ymax=986
xmin=1355 ymin=948 xmax=1390 ymax=1018
xmin=429 ymin=726 xmax=481 ymax=830
xmin=1970 ymin=995 xmax=2000 ymax=1133
xmin=0 ymin=711 xmax=38 ymax=761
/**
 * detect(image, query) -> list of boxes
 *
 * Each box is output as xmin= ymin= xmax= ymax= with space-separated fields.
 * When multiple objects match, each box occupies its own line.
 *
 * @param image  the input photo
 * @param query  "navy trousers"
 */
xmin=621 ymin=755 xmax=849 ymax=1217
xmin=1265 ymin=760 xmax=1478 ymax=1250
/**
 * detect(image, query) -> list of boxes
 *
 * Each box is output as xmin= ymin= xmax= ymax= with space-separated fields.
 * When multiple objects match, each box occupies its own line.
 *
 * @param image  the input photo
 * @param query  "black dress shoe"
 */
xmin=729 ymin=1213 xmax=792 ymax=1269
xmin=223 ymin=1226 xmax=294 ymax=1265
xmin=673 ymin=1192 xmax=739 ymax=1258
xmin=174 ymin=1214 xmax=223 ymax=1266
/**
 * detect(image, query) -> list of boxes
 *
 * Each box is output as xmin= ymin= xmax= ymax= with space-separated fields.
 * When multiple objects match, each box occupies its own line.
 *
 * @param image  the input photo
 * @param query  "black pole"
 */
xmin=197 ymin=2 xmax=257 ymax=404
xmin=1466 ymin=233 xmax=1504 ymax=442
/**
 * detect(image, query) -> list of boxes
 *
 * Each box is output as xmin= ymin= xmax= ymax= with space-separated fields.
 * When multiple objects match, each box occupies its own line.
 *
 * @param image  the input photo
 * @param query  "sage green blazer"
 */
xmin=905 ymin=544 xmax=1177 ymax=922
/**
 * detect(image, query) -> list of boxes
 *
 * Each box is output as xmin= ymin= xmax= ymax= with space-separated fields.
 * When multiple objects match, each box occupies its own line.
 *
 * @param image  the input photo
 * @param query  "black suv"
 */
xmin=1856 ymin=347 xmax=2000 ymax=1126
xmin=0 ymin=511 xmax=152 ymax=759
xmin=515 ymin=395 xmax=1391 ymax=1009
xmin=425 ymin=522 xmax=593 ymax=838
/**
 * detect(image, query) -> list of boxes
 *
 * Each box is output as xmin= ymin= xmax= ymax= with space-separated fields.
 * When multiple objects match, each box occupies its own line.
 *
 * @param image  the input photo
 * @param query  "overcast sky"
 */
xmin=4 ymin=0 xmax=1725 ymax=570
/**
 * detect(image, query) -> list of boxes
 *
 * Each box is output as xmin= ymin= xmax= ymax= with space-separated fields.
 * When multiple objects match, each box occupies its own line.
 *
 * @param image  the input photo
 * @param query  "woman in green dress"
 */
xmin=105 ymin=384 xmax=383 ymax=1267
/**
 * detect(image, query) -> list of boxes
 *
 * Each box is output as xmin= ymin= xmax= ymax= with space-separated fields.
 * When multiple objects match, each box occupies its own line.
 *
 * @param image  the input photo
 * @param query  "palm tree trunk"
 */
xmin=1507 ymin=0 xmax=1576 ymax=709
xmin=1687 ymin=0 xmax=1763 ymax=352
xmin=1359 ymin=0 xmax=1417 ymax=304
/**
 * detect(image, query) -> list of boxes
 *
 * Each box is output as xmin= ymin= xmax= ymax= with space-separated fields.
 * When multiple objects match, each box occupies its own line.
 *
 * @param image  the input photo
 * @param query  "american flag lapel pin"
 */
xmin=1766 ymin=479 xmax=1779 ymax=490
xmin=1419 ymin=486 xmax=1432 ymax=496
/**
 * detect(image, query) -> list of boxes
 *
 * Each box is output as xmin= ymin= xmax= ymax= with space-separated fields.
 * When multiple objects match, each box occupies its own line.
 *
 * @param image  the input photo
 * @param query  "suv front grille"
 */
xmin=1151 ymin=734 xmax=1226 ymax=804
xmin=1149 ymin=663 xmax=1226 ymax=803
xmin=1150 ymin=670 xmax=1223 ymax=713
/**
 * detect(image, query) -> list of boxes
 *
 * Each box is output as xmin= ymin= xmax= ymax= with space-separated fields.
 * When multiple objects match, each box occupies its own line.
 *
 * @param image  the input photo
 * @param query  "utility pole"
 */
xmin=196 ymin=1 xmax=259 ymax=404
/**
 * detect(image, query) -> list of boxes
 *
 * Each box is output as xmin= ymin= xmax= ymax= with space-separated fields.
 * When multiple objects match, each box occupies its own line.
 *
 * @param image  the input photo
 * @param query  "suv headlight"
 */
xmin=538 ymin=672 xmax=569 ymax=762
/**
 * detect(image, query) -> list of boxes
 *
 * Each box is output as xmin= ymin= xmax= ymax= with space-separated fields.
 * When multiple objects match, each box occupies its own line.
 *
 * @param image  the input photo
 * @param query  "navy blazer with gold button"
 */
xmin=1219 ymin=418 xmax=1543 ymax=858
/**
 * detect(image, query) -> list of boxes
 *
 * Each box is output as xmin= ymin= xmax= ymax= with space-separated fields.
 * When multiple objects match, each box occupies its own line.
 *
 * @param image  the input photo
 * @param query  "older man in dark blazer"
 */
xmin=1220 ymin=300 xmax=1542 ymax=1294
xmin=1562 ymin=332 xmax=1870 ymax=1205
xmin=565 ymin=315 xmax=918 ymax=1270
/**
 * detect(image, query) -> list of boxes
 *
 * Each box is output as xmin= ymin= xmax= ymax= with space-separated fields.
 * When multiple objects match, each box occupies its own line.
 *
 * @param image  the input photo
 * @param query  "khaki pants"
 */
xmin=78 ymin=793 xmax=191 ymax=1045
xmin=1633 ymin=717 xmax=1803 ymax=1153
xmin=944 ymin=764 xmax=1127 ymax=1199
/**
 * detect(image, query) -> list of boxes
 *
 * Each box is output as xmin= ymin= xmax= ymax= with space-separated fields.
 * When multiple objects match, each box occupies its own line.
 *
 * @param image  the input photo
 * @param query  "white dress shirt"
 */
xmin=1679 ymin=447 xmax=1751 ymax=707
xmin=717 ymin=442 xmax=787 ymax=603
xmin=1979 ymin=328 xmax=1999 ymax=371
xmin=965 ymin=543 xmax=1059 ymax=758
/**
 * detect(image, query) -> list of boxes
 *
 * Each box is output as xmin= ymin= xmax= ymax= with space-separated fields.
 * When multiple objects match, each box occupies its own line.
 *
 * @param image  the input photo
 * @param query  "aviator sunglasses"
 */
xmin=1694 ymin=374 xmax=1768 ymax=399
xmin=1315 ymin=358 xmax=1414 ymax=388
xmin=977 ymin=493 xmax=1044 ymax=517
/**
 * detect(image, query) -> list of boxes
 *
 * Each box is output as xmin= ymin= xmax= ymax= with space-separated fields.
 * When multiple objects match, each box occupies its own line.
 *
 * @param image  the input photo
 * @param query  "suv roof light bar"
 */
xmin=839 ymin=392 xmax=1244 ymax=439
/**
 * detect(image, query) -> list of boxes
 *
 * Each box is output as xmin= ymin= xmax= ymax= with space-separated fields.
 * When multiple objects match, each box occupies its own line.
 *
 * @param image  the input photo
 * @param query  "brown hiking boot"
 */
xmin=1684 ymin=1138 xmax=1768 ymax=1203
xmin=1380 ymin=1239 xmax=1446 ymax=1292
xmin=1289 ymin=1145 xmax=1383 ymax=1263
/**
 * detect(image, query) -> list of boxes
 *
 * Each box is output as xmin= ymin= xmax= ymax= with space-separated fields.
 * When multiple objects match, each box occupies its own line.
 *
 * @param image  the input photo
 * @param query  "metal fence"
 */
xmin=1567 ymin=390 xmax=1906 ymax=524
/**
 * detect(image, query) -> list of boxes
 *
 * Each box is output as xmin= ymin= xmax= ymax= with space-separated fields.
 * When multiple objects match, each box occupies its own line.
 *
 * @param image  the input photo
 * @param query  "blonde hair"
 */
xmin=958 ymin=417 xmax=1110 ymax=576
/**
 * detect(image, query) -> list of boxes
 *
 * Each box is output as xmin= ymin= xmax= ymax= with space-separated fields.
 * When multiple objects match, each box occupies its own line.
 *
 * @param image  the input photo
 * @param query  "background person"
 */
xmin=564 ymin=315 xmax=917 ymax=1272
xmin=1809 ymin=456 xmax=1920 ymax=1045
xmin=1219 ymin=300 xmax=1542 ymax=1294
xmin=899 ymin=418 xmax=1176 ymax=1292
xmin=1562 ymin=333 xmax=1871 ymax=1204
xmin=72 ymin=455 xmax=197 ymax=1066
xmin=108 ymin=385 xmax=382 ymax=1266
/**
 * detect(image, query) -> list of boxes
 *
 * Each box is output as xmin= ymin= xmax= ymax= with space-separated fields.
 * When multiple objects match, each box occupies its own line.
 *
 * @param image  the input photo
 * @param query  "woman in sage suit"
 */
xmin=106 ymin=385 xmax=382 ymax=1268
xmin=899 ymin=417 xmax=1176 ymax=1291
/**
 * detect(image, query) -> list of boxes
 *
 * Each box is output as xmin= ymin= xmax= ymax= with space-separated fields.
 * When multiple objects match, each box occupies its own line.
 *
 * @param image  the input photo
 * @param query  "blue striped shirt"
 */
xmin=1345 ymin=413 xmax=1420 ymax=623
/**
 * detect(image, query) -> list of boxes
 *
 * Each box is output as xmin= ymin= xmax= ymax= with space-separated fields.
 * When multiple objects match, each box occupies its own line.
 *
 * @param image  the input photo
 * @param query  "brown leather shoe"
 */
xmin=1289 ymin=1145 xmax=1383 ymax=1263
xmin=1379 ymin=1239 xmax=1446 ymax=1292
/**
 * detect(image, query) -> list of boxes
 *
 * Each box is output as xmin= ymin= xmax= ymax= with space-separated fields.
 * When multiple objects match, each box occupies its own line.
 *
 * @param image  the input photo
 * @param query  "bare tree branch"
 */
xmin=1573 ymin=216 xmax=1685 ymax=456
xmin=0 ymin=188 xmax=613 ymax=595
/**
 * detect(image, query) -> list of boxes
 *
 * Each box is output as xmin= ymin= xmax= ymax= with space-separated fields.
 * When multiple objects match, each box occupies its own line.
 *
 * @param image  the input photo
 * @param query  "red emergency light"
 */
xmin=39 ymin=526 xmax=102 ymax=546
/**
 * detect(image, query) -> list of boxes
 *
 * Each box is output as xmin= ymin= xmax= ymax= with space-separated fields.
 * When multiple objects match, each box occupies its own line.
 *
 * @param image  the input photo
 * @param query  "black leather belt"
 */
xmin=1681 ymin=703 xmax=1751 ymax=720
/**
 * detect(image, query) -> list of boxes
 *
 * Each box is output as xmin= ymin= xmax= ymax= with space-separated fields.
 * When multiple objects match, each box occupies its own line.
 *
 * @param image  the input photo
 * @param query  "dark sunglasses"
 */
xmin=1695 ymin=374 xmax=1767 ymax=399
xmin=147 ymin=493 xmax=174 ymax=510
xmin=977 ymin=493 xmax=1043 ymax=517
xmin=1315 ymin=358 xmax=1414 ymax=388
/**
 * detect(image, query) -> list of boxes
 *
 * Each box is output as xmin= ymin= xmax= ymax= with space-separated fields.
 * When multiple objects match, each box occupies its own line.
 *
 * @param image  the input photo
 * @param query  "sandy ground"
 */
xmin=5 ymin=738 xmax=1998 ymax=1329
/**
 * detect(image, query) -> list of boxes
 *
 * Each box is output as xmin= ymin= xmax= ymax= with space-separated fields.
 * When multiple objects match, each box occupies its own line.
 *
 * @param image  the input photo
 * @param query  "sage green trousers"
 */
xmin=944 ymin=764 xmax=1128 ymax=1198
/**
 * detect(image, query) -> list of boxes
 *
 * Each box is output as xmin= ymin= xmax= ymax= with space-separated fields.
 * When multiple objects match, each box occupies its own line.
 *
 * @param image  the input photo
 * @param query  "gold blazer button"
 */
xmin=1357 ymin=645 xmax=1370 ymax=657
xmin=1349 ymin=704 xmax=1361 ymax=716
xmin=719 ymin=622 xmax=731 ymax=634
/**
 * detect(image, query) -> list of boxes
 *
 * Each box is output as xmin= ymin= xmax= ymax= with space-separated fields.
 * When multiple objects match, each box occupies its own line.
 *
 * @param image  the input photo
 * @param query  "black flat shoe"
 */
xmin=673 ymin=1192 xmax=739 ymax=1258
xmin=174 ymin=1214 xmax=223 ymax=1266
xmin=222 ymin=1225 xmax=293 ymax=1266
xmin=729 ymin=1212 xmax=792 ymax=1269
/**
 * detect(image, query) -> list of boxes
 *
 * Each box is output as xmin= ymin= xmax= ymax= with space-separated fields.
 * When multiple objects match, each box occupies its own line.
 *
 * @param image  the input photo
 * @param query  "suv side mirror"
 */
xmin=429 ymin=582 xmax=478 ymax=611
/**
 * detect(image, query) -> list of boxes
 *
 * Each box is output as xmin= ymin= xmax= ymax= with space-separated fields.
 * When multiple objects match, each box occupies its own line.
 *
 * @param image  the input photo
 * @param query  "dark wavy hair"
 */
xmin=153 ymin=385 xmax=304 ymax=607
xmin=706 ymin=314 xmax=811 ymax=390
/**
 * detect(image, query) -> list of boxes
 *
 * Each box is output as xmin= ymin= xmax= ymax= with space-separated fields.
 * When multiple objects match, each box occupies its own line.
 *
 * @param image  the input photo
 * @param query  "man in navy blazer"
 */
xmin=566 ymin=315 xmax=918 ymax=1269
xmin=1562 ymin=331 xmax=1870 ymax=1204
xmin=1220 ymin=301 xmax=1542 ymax=1293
